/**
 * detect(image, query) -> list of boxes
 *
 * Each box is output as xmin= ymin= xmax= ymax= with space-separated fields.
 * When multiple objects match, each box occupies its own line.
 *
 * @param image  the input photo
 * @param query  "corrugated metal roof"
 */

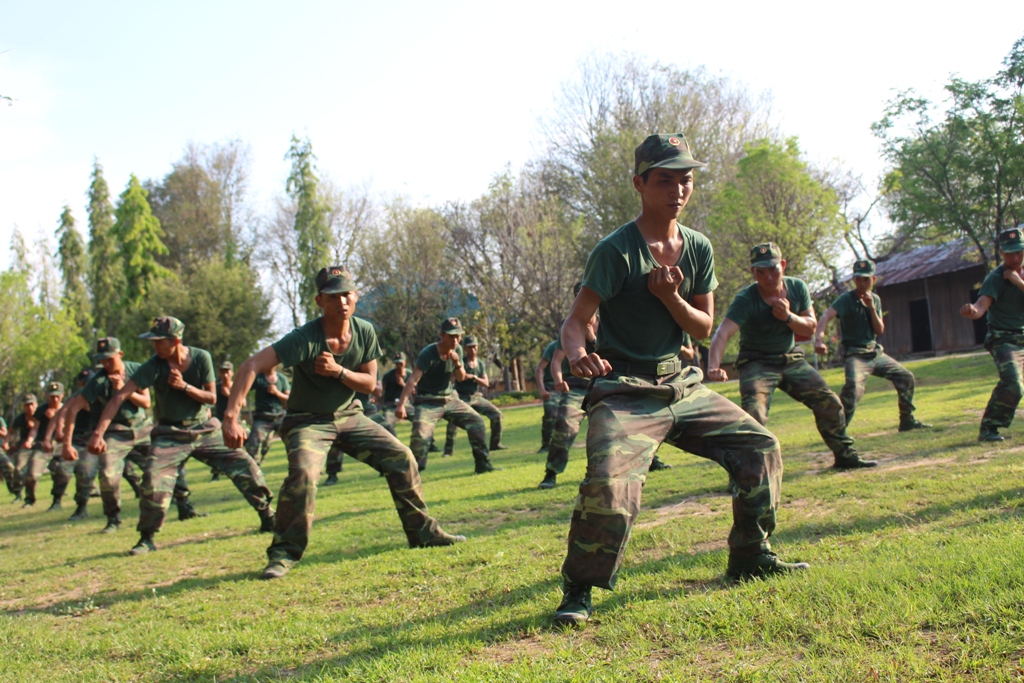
xmin=845 ymin=238 xmax=987 ymax=287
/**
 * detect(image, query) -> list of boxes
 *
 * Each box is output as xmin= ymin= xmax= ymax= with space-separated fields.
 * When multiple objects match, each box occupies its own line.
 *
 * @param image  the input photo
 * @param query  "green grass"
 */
xmin=4 ymin=352 xmax=1024 ymax=682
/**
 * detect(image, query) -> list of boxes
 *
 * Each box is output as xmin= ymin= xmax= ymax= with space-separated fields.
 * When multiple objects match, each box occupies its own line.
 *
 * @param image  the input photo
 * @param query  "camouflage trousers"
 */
xmin=738 ymin=352 xmax=855 ymax=460
xmin=411 ymin=396 xmax=489 ymax=470
xmin=268 ymin=409 xmax=443 ymax=565
xmin=840 ymin=351 xmax=916 ymax=425
xmin=139 ymin=419 xmax=272 ymax=536
xmin=981 ymin=337 xmax=1024 ymax=432
xmin=444 ymin=394 xmax=503 ymax=453
xmin=96 ymin=425 xmax=191 ymax=518
xmin=48 ymin=438 xmax=81 ymax=501
xmin=245 ymin=413 xmax=285 ymax=463
xmin=561 ymin=367 xmax=782 ymax=590
xmin=325 ymin=402 xmax=397 ymax=476
xmin=544 ymin=387 xmax=588 ymax=475
xmin=0 ymin=451 xmax=14 ymax=495
xmin=13 ymin=448 xmax=49 ymax=504
xmin=540 ymin=389 xmax=558 ymax=449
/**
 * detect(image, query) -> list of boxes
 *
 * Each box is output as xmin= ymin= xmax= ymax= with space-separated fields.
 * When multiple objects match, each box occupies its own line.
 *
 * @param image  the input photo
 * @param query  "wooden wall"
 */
xmin=874 ymin=265 xmax=987 ymax=356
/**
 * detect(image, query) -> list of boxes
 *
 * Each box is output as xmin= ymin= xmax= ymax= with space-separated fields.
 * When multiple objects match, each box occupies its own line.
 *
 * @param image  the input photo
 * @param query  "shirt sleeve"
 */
xmin=792 ymin=280 xmax=812 ymax=313
xmin=692 ymin=236 xmax=719 ymax=295
xmin=724 ymin=290 xmax=750 ymax=326
xmin=131 ymin=357 xmax=160 ymax=390
xmin=272 ymin=328 xmax=315 ymax=369
xmin=581 ymin=241 xmax=627 ymax=302
xmin=873 ymin=294 xmax=883 ymax=317
xmin=80 ymin=374 xmax=103 ymax=403
xmin=197 ymin=350 xmax=215 ymax=385
xmin=416 ymin=346 xmax=434 ymax=373
xmin=831 ymin=292 xmax=850 ymax=317
xmin=361 ymin=324 xmax=383 ymax=366
xmin=278 ymin=374 xmax=291 ymax=392
xmin=979 ymin=269 xmax=1002 ymax=300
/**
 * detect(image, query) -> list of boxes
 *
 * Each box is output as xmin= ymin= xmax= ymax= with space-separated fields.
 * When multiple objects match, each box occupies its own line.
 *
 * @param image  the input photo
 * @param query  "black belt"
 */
xmin=606 ymin=358 xmax=683 ymax=377
xmin=159 ymin=417 xmax=206 ymax=428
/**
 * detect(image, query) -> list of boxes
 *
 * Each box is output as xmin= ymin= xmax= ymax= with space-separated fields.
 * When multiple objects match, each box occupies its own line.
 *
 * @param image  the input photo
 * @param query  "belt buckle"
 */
xmin=656 ymin=360 xmax=677 ymax=376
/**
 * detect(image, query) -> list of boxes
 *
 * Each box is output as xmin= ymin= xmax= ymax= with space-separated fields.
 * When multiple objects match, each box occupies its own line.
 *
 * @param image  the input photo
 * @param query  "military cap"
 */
xmin=139 ymin=316 xmax=185 ymax=340
xmin=440 ymin=317 xmax=465 ymax=336
xmin=21 ymin=393 xmax=37 ymax=404
xmin=463 ymin=336 xmax=478 ymax=347
xmin=219 ymin=361 xmax=234 ymax=371
xmin=46 ymin=381 xmax=64 ymax=396
xmin=852 ymin=259 xmax=876 ymax=277
xmin=392 ymin=352 xmax=407 ymax=363
xmin=315 ymin=266 xmax=356 ymax=294
xmin=750 ymin=243 xmax=782 ymax=268
xmin=76 ymin=368 xmax=93 ymax=384
xmin=93 ymin=337 xmax=121 ymax=360
xmin=999 ymin=227 xmax=1024 ymax=253
xmin=634 ymin=134 xmax=707 ymax=176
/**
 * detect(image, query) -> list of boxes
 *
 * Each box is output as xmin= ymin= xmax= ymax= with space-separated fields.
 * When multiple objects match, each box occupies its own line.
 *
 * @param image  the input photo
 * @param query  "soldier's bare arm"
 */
xmin=706 ymin=318 xmax=739 ymax=382
xmin=563 ymin=287 xmax=612 ymax=379
xmin=648 ymin=266 xmax=714 ymax=340
xmin=224 ymin=345 xmax=280 ymax=448
xmin=551 ymin=348 xmax=569 ymax=392
xmin=961 ymin=296 xmax=993 ymax=320
xmin=88 ymin=380 xmax=140 ymax=454
xmin=814 ymin=307 xmax=837 ymax=354
xmin=864 ymin=296 xmax=885 ymax=335
xmin=394 ymin=367 xmax=425 ymax=420
xmin=60 ymin=394 xmax=89 ymax=461
xmin=534 ymin=358 xmax=550 ymax=400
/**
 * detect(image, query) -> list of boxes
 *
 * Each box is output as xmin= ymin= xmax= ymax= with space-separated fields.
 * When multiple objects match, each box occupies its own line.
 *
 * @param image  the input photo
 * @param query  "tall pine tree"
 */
xmin=112 ymin=174 xmax=169 ymax=305
xmin=55 ymin=205 xmax=92 ymax=338
xmin=87 ymin=160 xmax=125 ymax=336
xmin=285 ymin=136 xmax=332 ymax=322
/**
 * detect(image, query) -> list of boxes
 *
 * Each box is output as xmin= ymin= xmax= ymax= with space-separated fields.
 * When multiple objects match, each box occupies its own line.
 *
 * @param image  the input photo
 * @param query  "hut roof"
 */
xmin=847 ymin=239 xmax=986 ymax=287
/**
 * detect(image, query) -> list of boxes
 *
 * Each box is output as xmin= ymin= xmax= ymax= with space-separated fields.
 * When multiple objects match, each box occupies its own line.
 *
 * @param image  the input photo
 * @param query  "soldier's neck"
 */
xmin=321 ymin=314 xmax=351 ymax=341
xmin=635 ymin=212 xmax=678 ymax=242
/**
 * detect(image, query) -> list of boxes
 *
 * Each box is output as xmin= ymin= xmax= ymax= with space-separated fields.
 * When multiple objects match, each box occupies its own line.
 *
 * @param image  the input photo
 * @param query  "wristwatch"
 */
xmin=785 ymin=313 xmax=793 ymax=324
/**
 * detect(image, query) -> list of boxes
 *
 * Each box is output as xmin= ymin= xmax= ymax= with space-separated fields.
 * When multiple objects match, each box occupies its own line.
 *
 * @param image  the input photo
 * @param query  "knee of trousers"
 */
xmin=1003 ymin=379 xmax=1024 ymax=401
xmin=812 ymin=392 xmax=845 ymax=419
xmin=282 ymin=462 xmax=321 ymax=495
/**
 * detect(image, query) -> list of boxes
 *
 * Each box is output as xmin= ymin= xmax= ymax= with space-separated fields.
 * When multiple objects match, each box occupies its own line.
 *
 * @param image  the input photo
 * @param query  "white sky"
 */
xmin=2 ymin=0 xmax=1023 ymax=270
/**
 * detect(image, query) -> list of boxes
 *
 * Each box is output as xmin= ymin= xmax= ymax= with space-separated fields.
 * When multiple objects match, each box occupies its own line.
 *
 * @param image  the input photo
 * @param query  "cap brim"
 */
xmin=318 ymin=285 xmax=352 ymax=295
xmin=1002 ymin=244 xmax=1024 ymax=253
xmin=464 ymin=342 xmax=478 ymax=347
xmin=852 ymin=270 xmax=875 ymax=277
xmin=445 ymin=328 xmax=465 ymax=336
xmin=648 ymin=157 xmax=707 ymax=172
xmin=750 ymin=258 xmax=781 ymax=268
xmin=93 ymin=351 xmax=118 ymax=360
xmin=47 ymin=390 xmax=63 ymax=396
xmin=138 ymin=331 xmax=174 ymax=340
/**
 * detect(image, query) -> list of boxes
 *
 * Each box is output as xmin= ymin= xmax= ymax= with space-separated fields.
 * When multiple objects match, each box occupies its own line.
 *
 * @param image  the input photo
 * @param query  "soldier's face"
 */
xmin=1001 ymin=250 xmax=1024 ymax=271
xmin=23 ymin=402 xmax=36 ymax=417
xmin=752 ymin=261 xmax=786 ymax=290
xmin=853 ymin=276 xmax=874 ymax=293
xmin=440 ymin=332 xmax=461 ymax=350
xmin=220 ymin=369 xmax=233 ymax=382
xmin=465 ymin=345 xmax=478 ymax=361
xmin=151 ymin=338 xmax=178 ymax=359
xmin=634 ymin=168 xmax=694 ymax=218
xmin=395 ymin=361 xmax=406 ymax=373
xmin=100 ymin=353 xmax=123 ymax=374
xmin=316 ymin=291 xmax=357 ymax=319
xmin=48 ymin=395 xmax=62 ymax=409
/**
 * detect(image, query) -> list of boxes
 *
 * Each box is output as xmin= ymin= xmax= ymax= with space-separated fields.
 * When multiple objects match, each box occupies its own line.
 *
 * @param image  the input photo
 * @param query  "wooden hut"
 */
xmin=849 ymin=239 xmax=988 ymax=356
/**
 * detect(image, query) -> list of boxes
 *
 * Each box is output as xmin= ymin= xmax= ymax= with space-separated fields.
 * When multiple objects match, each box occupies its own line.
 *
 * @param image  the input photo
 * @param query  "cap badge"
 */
xmin=331 ymin=268 xmax=341 ymax=275
xmin=760 ymin=247 xmax=767 ymax=254
xmin=669 ymin=137 xmax=680 ymax=146
xmin=1012 ymin=231 xmax=1018 ymax=239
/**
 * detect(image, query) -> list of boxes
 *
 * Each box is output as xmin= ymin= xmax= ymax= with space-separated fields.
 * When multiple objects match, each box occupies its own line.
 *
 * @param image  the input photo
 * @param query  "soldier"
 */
xmin=960 ymin=227 xmax=1024 ymax=441
xmin=815 ymin=259 xmax=930 ymax=431
xmin=62 ymin=337 xmax=203 ymax=531
xmin=441 ymin=336 xmax=505 ymax=457
xmin=11 ymin=386 xmax=63 ymax=508
xmin=210 ymin=361 xmax=234 ymax=481
xmin=707 ymin=243 xmax=876 ymax=471
xmin=552 ymin=134 xmax=808 ymax=627
xmin=380 ymin=352 xmax=411 ymax=428
xmin=222 ymin=266 xmax=464 ymax=579
xmin=0 ymin=414 xmax=12 ymax=497
xmin=396 ymin=318 xmax=498 ymax=474
xmin=90 ymin=317 xmax=274 ymax=555
xmin=245 ymin=367 xmax=290 ymax=464
xmin=534 ymin=339 xmax=559 ymax=453
xmin=40 ymin=369 xmax=94 ymax=512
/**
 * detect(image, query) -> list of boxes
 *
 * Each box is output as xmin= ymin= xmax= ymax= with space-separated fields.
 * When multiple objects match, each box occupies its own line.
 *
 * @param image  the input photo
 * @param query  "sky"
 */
xmin=2 ymin=0 xmax=1023 ymax=271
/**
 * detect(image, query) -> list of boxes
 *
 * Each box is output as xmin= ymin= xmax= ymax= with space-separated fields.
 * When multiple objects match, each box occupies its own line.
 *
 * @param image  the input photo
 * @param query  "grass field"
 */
xmin=3 ymin=353 xmax=1024 ymax=682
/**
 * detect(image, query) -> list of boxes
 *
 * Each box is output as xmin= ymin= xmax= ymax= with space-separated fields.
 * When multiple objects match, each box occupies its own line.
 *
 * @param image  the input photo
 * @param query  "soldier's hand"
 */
xmin=1004 ymin=268 xmax=1023 ymax=282
xmin=395 ymin=404 xmax=407 ymax=420
xmin=40 ymin=438 xmax=52 ymax=454
xmin=539 ymin=388 xmax=550 ymax=400
xmin=62 ymin=443 xmax=78 ymax=462
xmin=314 ymin=351 xmax=344 ymax=378
xmin=87 ymin=433 xmax=107 ymax=455
xmin=960 ymin=303 xmax=979 ymax=319
xmin=167 ymin=369 xmax=187 ymax=391
xmin=706 ymin=367 xmax=729 ymax=382
xmin=647 ymin=266 xmax=685 ymax=302
xmin=814 ymin=338 xmax=828 ymax=355
xmin=858 ymin=291 xmax=874 ymax=307
xmin=222 ymin=417 xmax=247 ymax=450
xmin=772 ymin=297 xmax=791 ymax=321
xmin=554 ymin=380 xmax=570 ymax=393
xmin=569 ymin=352 xmax=611 ymax=379
xmin=108 ymin=373 xmax=125 ymax=392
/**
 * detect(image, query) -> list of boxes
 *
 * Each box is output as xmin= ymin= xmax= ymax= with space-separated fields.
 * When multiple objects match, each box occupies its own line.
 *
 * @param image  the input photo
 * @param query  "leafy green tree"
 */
xmin=873 ymin=35 xmax=1024 ymax=264
xmin=55 ymin=205 xmax=92 ymax=337
xmin=111 ymin=174 xmax=170 ymax=305
xmin=285 ymin=136 xmax=332 ymax=324
xmin=87 ymin=160 xmax=125 ymax=337
xmin=708 ymin=137 xmax=844 ymax=310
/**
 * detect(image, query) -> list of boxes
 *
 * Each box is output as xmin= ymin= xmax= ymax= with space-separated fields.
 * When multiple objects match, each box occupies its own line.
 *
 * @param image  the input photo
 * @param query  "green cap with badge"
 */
xmin=220 ymin=361 xmax=233 ymax=371
xmin=392 ymin=352 xmax=407 ymax=363
xmin=316 ymin=266 xmax=356 ymax=294
xmin=634 ymin=134 xmax=707 ymax=176
xmin=76 ymin=368 xmax=93 ymax=384
xmin=46 ymin=381 xmax=64 ymax=396
xmin=93 ymin=336 xmax=121 ymax=360
xmin=139 ymin=316 xmax=185 ymax=340
xmin=21 ymin=393 xmax=37 ymax=405
xmin=440 ymin=317 xmax=465 ymax=336
xmin=749 ymin=242 xmax=782 ymax=268
xmin=998 ymin=227 xmax=1024 ymax=253
xmin=852 ymin=259 xmax=876 ymax=277
xmin=463 ymin=336 xmax=478 ymax=347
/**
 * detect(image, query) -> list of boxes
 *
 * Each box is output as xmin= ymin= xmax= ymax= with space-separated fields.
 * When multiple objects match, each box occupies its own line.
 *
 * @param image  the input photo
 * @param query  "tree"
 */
xmin=707 ymin=137 xmax=845 ymax=309
xmin=55 ymin=205 xmax=92 ymax=337
xmin=87 ymin=160 xmax=125 ymax=337
xmin=873 ymin=35 xmax=1024 ymax=265
xmin=111 ymin=174 xmax=170 ymax=305
xmin=541 ymin=53 xmax=776 ymax=253
xmin=285 ymin=136 xmax=332 ymax=323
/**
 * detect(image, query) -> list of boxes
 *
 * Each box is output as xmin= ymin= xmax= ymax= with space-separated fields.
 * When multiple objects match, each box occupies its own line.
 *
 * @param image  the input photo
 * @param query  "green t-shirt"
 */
xmin=540 ymin=340 xmax=558 ymax=389
xmin=979 ymin=265 xmax=1024 ymax=334
xmin=0 ymin=416 xmax=6 ymax=431
xmin=381 ymin=368 xmax=411 ymax=404
xmin=725 ymin=277 xmax=812 ymax=354
xmin=11 ymin=413 xmax=32 ymax=444
xmin=831 ymin=290 xmax=883 ymax=353
xmin=81 ymin=360 xmax=147 ymax=430
xmin=253 ymin=372 xmax=290 ymax=415
xmin=415 ymin=343 xmax=464 ymax=397
xmin=582 ymin=221 xmax=718 ymax=363
xmin=132 ymin=348 xmax=215 ymax=424
xmin=272 ymin=316 xmax=382 ymax=415
xmin=453 ymin=358 xmax=486 ymax=399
